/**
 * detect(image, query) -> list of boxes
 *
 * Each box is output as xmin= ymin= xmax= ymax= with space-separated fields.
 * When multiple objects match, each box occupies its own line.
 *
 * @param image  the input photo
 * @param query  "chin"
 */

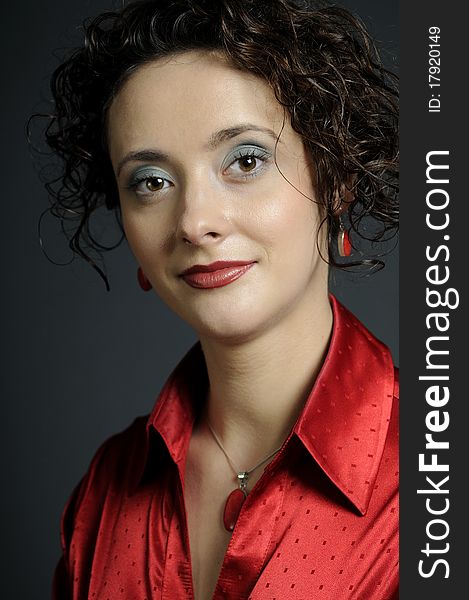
xmin=198 ymin=322 xmax=266 ymax=345
xmin=186 ymin=302 xmax=272 ymax=345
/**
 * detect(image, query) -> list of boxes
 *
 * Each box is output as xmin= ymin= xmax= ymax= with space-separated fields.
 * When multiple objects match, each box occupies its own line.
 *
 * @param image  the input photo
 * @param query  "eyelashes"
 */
xmin=222 ymin=144 xmax=272 ymax=178
xmin=124 ymin=143 xmax=273 ymax=201
xmin=125 ymin=166 xmax=173 ymax=197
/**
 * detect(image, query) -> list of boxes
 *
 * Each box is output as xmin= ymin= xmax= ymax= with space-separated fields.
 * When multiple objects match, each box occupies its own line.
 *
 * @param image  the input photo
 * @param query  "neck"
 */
xmin=197 ymin=290 xmax=333 ymax=467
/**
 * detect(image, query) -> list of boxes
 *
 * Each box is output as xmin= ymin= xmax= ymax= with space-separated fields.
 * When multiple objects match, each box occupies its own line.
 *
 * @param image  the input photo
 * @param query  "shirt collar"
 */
xmin=131 ymin=294 xmax=395 ymax=515
xmin=293 ymin=294 xmax=395 ymax=515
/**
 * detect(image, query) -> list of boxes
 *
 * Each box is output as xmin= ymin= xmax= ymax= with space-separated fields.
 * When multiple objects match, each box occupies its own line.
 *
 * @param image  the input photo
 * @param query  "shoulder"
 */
xmin=79 ymin=415 xmax=150 ymax=498
xmin=90 ymin=415 xmax=149 ymax=466
xmin=59 ymin=416 xmax=150 ymax=540
xmin=55 ymin=416 xmax=155 ymax=586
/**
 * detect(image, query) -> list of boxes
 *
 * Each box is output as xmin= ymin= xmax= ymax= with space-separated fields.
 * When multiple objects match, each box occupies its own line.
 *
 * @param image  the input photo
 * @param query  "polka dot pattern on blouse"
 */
xmin=53 ymin=295 xmax=398 ymax=600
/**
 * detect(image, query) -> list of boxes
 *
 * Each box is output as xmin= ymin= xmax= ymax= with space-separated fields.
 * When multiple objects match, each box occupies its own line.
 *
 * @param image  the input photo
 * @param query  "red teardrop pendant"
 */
xmin=223 ymin=488 xmax=246 ymax=532
xmin=338 ymin=229 xmax=352 ymax=257
xmin=343 ymin=230 xmax=352 ymax=256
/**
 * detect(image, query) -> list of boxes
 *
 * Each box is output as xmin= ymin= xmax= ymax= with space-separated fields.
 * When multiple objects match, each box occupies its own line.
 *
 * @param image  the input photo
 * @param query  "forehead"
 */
xmin=107 ymin=50 xmax=288 ymax=155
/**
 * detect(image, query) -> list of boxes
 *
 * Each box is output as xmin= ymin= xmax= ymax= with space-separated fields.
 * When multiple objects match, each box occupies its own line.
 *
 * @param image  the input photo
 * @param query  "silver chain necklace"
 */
xmin=206 ymin=419 xmax=283 ymax=532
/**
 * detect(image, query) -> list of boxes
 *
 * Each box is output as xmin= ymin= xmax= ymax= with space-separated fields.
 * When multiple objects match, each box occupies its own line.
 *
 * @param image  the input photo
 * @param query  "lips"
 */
xmin=180 ymin=260 xmax=256 ymax=289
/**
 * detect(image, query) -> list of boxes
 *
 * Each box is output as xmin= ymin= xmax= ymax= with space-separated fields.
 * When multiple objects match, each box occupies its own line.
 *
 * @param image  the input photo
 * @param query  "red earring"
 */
xmin=337 ymin=220 xmax=352 ymax=257
xmin=137 ymin=267 xmax=152 ymax=291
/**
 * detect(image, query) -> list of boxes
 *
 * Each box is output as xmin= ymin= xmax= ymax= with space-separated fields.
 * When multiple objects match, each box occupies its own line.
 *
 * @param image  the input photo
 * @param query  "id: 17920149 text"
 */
xmin=428 ymin=26 xmax=441 ymax=113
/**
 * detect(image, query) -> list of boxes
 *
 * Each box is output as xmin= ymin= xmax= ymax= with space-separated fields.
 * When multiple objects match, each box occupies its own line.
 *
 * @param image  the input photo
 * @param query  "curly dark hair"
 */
xmin=32 ymin=0 xmax=398 ymax=291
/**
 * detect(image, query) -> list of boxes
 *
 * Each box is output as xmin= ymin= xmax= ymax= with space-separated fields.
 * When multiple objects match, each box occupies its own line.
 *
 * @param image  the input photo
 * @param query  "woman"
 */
xmin=41 ymin=0 xmax=399 ymax=598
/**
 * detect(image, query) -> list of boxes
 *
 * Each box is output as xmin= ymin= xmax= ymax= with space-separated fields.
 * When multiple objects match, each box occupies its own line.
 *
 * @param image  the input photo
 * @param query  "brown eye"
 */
xmin=238 ymin=156 xmax=257 ymax=172
xmin=127 ymin=170 xmax=173 ymax=198
xmin=223 ymin=146 xmax=270 ymax=179
xmin=146 ymin=177 xmax=165 ymax=191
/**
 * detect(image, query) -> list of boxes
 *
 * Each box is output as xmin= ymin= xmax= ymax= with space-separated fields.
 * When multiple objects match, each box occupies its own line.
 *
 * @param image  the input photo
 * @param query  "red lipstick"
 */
xmin=180 ymin=260 xmax=255 ymax=289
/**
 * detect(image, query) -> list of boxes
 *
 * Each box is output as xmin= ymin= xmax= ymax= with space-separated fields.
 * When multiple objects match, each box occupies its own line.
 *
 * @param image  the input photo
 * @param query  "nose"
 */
xmin=175 ymin=177 xmax=230 ymax=246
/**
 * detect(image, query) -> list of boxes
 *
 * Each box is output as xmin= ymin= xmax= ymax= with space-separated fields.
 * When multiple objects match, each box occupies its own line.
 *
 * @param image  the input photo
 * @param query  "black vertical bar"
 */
xmin=400 ymin=1 xmax=465 ymax=597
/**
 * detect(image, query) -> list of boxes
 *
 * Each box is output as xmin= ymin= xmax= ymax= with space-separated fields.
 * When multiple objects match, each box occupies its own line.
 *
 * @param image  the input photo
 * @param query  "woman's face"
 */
xmin=108 ymin=50 xmax=329 ymax=342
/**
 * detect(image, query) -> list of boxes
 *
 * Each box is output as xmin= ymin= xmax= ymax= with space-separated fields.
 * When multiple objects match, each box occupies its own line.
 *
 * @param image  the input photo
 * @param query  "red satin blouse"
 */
xmin=52 ymin=295 xmax=399 ymax=599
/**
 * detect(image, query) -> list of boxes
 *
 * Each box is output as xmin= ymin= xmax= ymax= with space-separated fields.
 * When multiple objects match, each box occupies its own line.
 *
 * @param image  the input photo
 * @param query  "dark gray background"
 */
xmin=1 ymin=1 xmax=397 ymax=597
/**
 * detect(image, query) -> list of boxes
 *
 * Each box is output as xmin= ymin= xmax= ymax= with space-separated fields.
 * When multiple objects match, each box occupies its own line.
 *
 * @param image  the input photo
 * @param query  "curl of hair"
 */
xmin=32 ymin=0 xmax=398 ymax=290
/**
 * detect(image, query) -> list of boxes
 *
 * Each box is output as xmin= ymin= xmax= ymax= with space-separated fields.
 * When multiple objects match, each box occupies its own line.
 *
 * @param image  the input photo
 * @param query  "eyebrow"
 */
xmin=116 ymin=123 xmax=280 ymax=177
xmin=206 ymin=124 xmax=280 ymax=149
xmin=116 ymin=149 xmax=169 ymax=178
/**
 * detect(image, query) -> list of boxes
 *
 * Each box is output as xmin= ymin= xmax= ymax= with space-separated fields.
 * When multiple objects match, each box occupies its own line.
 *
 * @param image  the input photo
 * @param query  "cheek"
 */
xmin=122 ymin=215 xmax=147 ymax=260
xmin=246 ymin=190 xmax=319 ymax=261
xmin=121 ymin=208 xmax=170 ymax=266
